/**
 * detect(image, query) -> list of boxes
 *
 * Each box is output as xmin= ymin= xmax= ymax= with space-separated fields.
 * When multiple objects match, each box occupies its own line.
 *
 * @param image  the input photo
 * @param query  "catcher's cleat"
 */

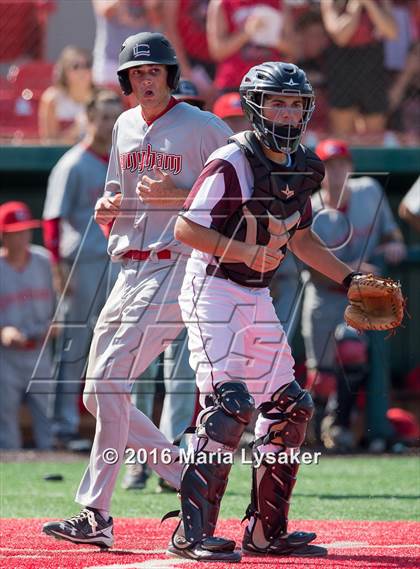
xmin=242 ymin=527 xmax=327 ymax=557
xmin=167 ymin=518 xmax=240 ymax=562
xmin=168 ymin=537 xmax=242 ymax=562
xmin=42 ymin=508 xmax=114 ymax=549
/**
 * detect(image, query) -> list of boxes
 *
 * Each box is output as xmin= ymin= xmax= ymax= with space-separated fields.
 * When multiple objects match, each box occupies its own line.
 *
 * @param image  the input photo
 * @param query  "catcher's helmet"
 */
xmin=239 ymin=61 xmax=315 ymax=154
xmin=117 ymin=32 xmax=180 ymax=96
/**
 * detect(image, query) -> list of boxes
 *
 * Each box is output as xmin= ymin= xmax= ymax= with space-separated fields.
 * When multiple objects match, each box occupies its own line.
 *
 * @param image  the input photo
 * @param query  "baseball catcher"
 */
xmin=167 ymin=60 xmax=372 ymax=562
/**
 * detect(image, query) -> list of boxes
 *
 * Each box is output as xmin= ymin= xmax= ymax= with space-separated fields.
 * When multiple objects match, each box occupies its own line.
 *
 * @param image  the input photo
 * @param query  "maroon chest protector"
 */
xmin=214 ymin=131 xmax=324 ymax=288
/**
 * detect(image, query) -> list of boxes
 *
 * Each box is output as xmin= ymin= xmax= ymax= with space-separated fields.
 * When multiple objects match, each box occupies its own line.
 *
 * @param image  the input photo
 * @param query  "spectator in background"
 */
xmin=207 ymin=0 xmax=297 ymax=93
xmin=321 ymin=0 xmax=397 ymax=141
xmin=0 ymin=201 xmax=54 ymax=450
xmin=213 ymin=91 xmax=250 ymax=132
xmin=384 ymin=0 xmax=413 ymax=75
xmin=301 ymin=139 xmax=406 ymax=450
xmin=38 ymin=46 xmax=95 ymax=144
xmin=399 ymin=176 xmax=420 ymax=233
xmin=42 ymin=90 xmax=123 ymax=450
xmin=173 ymin=78 xmax=205 ymax=109
xmin=295 ymin=9 xmax=330 ymax=141
xmin=388 ymin=42 xmax=420 ymax=145
xmin=0 ymin=1 xmax=54 ymax=71
xmin=91 ymin=0 xmax=161 ymax=89
xmin=161 ymin=0 xmax=216 ymax=105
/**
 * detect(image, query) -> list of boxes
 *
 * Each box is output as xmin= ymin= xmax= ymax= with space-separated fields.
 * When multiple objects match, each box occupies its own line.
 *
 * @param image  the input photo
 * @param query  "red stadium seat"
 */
xmin=0 ymin=61 xmax=52 ymax=140
xmin=7 ymin=60 xmax=54 ymax=99
xmin=0 ymin=91 xmax=40 ymax=140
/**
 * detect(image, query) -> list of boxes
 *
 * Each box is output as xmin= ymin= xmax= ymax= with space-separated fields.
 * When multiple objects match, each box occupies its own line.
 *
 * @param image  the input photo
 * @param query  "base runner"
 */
xmin=42 ymin=31 xmax=231 ymax=549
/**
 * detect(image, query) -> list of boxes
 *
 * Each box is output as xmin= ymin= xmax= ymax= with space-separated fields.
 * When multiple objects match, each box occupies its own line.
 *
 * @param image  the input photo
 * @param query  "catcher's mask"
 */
xmin=240 ymin=61 xmax=315 ymax=154
xmin=117 ymin=32 xmax=180 ymax=96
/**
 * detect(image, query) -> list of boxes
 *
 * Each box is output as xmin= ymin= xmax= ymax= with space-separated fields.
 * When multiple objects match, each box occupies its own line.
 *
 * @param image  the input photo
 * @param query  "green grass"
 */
xmin=1 ymin=456 xmax=419 ymax=520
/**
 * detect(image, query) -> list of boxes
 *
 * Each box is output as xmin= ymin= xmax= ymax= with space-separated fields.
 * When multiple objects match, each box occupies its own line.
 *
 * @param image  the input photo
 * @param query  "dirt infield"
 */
xmin=1 ymin=518 xmax=419 ymax=568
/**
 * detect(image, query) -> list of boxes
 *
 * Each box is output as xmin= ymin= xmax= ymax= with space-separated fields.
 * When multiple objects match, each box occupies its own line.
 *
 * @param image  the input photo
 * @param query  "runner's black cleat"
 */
xmin=42 ymin=508 xmax=114 ymax=549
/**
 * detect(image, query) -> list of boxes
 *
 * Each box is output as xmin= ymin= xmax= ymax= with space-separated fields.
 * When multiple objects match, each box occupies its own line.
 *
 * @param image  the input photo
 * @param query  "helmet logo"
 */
xmin=133 ymin=43 xmax=151 ymax=58
xmin=284 ymin=78 xmax=299 ymax=86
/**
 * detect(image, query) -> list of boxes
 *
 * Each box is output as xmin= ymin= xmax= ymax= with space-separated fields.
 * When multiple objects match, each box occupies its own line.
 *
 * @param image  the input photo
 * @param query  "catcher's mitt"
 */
xmin=344 ymin=274 xmax=404 ymax=331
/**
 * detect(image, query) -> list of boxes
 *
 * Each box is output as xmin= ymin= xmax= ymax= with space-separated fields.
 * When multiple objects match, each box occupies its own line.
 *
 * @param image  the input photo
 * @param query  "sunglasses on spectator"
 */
xmin=69 ymin=61 xmax=92 ymax=70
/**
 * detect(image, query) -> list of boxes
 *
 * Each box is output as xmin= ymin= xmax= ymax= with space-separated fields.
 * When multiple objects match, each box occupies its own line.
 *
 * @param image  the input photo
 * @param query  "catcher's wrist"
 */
xmin=342 ymin=271 xmax=363 ymax=290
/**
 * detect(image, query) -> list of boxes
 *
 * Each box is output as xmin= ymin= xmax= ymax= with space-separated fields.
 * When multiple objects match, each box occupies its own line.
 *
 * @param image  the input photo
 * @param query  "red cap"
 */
xmin=0 ymin=201 xmax=41 ymax=233
xmin=387 ymin=408 xmax=420 ymax=440
xmin=316 ymin=139 xmax=352 ymax=162
xmin=213 ymin=92 xmax=244 ymax=119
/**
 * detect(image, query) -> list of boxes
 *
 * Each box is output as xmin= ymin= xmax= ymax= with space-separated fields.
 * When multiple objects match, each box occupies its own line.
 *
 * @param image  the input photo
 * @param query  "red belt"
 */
xmin=123 ymin=249 xmax=171 ymax=261
xmin=10 ymin=339 xmax=39 ymax=351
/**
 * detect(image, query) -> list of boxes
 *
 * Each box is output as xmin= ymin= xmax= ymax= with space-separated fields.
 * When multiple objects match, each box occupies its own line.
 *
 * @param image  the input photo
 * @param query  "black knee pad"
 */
xmin=197 ymin=381 xmax=255 ymax=450
xmin=257 ymin=380 xmax=314 ymax=448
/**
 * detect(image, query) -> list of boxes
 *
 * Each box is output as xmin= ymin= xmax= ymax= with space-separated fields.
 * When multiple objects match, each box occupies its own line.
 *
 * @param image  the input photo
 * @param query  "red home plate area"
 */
xmin=1 ymin=519 xmax=420 ymax=569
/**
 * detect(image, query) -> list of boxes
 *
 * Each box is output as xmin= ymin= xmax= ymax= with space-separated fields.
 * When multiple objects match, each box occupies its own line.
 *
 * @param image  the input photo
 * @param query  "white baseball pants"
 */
xmin=179 ymin=270 xmax=296 ymax=452
xmin=75 ymin=255 xmax=188 ymax=510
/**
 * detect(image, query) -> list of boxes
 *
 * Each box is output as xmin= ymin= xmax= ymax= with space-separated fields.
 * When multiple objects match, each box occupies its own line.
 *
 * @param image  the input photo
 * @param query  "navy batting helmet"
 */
xmin=117 ymin=32 xmax=180 ymax=96
xmin=239 ymin=62 xmax=315 ymax=154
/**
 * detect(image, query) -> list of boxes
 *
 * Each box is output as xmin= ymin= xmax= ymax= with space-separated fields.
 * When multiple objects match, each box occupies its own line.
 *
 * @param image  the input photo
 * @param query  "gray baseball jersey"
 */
xmin=0 ymin=245 xmax=54 ymax=339
xmin=43 ymin=144 xmax=110 ymax=261
xmin=105 ymin=101 xmax=232 ymax=260
xmin=310 ymin=176 xmax=397 ymax=266
xmin=0 ymin=245 xmax=54 ymax=449
xmin=302 ymin=176 xmax=399 ymax=370
xmin=401 ymin=176 xmax=420 ymax=216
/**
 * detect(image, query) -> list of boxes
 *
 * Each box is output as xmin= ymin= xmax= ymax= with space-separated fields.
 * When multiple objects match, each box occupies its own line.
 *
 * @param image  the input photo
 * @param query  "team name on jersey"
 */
xmin=120 ymin=144 xmax=182 ymax=175
xmin=0 ymin=288 xmax=52 ymax=310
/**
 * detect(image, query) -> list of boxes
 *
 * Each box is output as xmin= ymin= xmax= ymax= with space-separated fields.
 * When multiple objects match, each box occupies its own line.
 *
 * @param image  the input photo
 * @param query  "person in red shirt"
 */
xmin=207 ymin=0 xmax=298 ymax=93
xmin=162 ymin=0 xmax=216 ymax=106
xmin=0 ymin=1 xmax=54 ymax=64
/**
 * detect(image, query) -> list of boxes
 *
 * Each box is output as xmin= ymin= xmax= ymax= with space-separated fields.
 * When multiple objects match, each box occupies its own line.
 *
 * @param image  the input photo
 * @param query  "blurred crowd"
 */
xmin=0 ymin=1 xmax=419 ymax=478
xmin=0 ymin=0 xmax=420 ymax=145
